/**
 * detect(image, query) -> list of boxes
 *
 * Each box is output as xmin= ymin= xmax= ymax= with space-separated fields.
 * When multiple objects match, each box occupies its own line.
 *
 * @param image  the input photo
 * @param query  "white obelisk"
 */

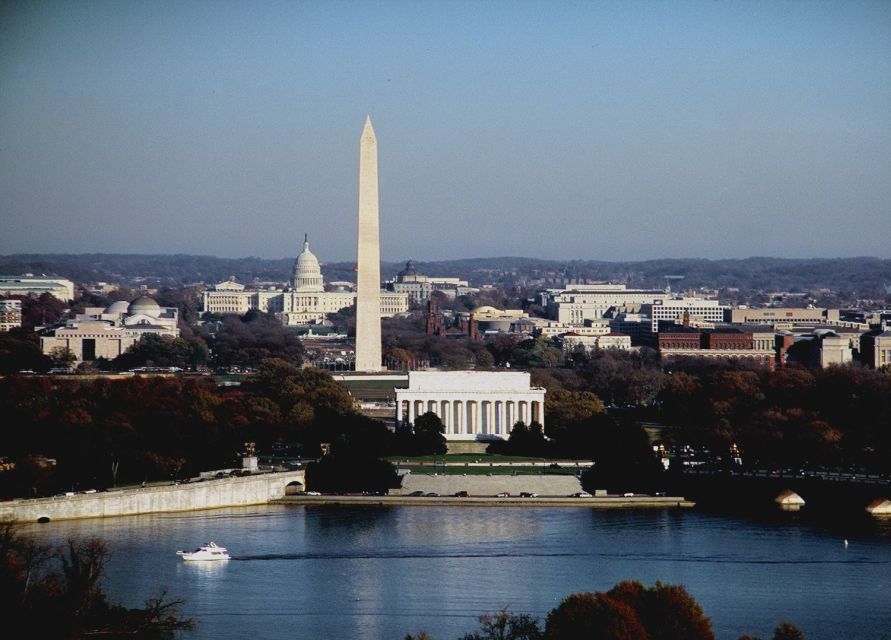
xmin=355 ymin=116 xmax=382 ymax=372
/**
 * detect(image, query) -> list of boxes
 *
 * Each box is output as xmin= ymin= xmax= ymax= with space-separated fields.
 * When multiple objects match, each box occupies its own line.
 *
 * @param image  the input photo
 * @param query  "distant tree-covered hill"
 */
xmin=1 ymin=253 xmax=889 ymax=295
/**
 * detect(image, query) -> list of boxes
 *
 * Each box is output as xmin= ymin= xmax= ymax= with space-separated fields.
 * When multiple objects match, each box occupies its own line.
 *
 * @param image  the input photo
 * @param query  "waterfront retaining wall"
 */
xmin=0 ymin=471 xmax=304 ymax=523
xmin=399 ymin=473 xmax=582 ymax=496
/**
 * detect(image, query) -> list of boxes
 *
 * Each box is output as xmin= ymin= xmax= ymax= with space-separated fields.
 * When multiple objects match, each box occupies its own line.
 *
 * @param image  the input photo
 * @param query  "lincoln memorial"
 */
xmin=395 ymin=371 xmax=545 ymax=442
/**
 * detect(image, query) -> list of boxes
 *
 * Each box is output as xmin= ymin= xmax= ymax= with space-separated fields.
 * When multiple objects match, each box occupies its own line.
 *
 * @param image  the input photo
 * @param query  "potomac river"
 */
xmin=21 ymin=505 xmax=891 ymax=640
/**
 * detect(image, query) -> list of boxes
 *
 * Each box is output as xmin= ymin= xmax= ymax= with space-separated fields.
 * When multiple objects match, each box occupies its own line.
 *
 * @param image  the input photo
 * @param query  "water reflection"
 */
xmin=19 ymin=505 xmax=891 ymax=640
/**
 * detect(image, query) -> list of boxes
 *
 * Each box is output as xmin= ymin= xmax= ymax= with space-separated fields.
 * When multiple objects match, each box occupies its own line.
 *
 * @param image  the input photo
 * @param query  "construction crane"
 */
xmin=664 ymin=275 xmax=685 ymax=294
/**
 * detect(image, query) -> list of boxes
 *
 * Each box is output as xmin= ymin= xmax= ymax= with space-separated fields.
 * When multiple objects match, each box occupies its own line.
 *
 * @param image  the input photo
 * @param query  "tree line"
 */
xmin=4 ymin=253 xmax=889 ymax=295
xmin=1 ymin=523 xmax=191 ymax=637
xmin=406 ymin=579 xmax=804 ymax=640
xmin=0 ymin=360 xmax=468 ymax=498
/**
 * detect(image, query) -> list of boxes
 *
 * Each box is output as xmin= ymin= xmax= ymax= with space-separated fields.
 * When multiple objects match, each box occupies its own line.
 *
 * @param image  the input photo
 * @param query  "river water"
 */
xmin=21 ymin=505 xmax=891 ymax=640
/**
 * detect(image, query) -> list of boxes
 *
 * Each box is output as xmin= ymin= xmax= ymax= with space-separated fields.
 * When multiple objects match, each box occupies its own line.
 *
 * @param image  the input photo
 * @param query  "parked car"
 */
xmin=570 ymin=491 xmax=593 ymax=498
xmin=304 ymin=491 xmax=321 ymax=496
xmin=425 ymin=492 xmax=440 ymax=497
xmin=408 ymin=490 xmax=425 ymax=496
xmin=623 ymin=492 xmax=635 ymax=497
xmin=519 ymin=492 xmax=538 ymax=498
xmin=495 ymin=492 xmax=510 ymax=497
xmin=453 ymin=491 xmax=469 ymax=497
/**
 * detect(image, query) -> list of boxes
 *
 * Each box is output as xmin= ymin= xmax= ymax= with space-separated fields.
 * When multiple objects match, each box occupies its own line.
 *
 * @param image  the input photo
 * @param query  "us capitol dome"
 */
xmin=292 ymin=234 xmax=324 ymax=292
xmin=201 ymin=231 xmax=409 ymax=325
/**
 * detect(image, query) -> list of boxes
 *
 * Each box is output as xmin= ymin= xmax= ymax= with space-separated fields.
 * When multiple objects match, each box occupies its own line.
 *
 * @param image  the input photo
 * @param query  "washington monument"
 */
xmin=354 ymin=116 xmax=382 ymax=372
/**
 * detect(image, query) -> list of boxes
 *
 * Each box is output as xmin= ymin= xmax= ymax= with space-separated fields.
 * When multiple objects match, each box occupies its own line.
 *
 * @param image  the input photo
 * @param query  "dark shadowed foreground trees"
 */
xmin=198 ymin=311 xmax=304 ymax=367
xmin=1 ymin=522 xmax=192 ymax=638
xmin=545 ymin=581 xmax=713 ymax=640
xmin=659 ymin=363 xmax=891 ymax=472
xmin=405 ymin=580 xmax=804 ymax=640
xmin=111 ymin=334 xmax=209 ymax=370
xmin=0 ymin=328 xmax=52 ymax=373
xmin=0 ymin=361 xmax=395 ymax=497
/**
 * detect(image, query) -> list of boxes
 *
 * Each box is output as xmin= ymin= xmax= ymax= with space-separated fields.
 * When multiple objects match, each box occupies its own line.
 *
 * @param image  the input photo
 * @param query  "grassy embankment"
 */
xmin=385 ymin=454 xmax=587 ymax=476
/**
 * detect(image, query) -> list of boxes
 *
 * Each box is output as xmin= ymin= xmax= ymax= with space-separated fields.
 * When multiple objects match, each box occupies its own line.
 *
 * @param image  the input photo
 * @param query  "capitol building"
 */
xmin=202 ymin=236 xmax=408 ymax=325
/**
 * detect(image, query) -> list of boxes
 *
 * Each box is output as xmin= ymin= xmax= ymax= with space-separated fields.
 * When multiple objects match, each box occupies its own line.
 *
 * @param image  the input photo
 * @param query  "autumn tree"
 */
xmin=18 ymin=293 xmax=68 ymax=330
xmin=771 ymin=623 xmax=805 ymax=640
xmin=1 ymin=526 xmax=192 ymax=637
xmin=112 ymin=333 xmax=209 ymax=370
xmin=545 ymin=592 xmax=648 ymax=640
xmin=511 ymin=336 xmax=563 ymax=369
xmin=198 ymin=311 xmax=304 ymax=366
xmin=461 ymin=609 xmax=543 ymax=640
xmin=544 ymin=581 xmax=714 ymax=640
xmin=0 ymin=329 xmax=52 ymax=373
xmin=544 ymin=389 xmax=606 ymax=455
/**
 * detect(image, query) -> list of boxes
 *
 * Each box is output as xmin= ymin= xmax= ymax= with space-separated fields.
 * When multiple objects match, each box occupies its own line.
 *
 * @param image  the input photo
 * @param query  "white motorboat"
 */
xmin=176 ymin=541 xmax=230 ymax=561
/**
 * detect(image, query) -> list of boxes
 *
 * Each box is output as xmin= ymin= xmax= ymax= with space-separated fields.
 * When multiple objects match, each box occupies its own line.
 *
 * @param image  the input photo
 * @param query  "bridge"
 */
xmin=675 ymin=467 xmax=891 ymax=515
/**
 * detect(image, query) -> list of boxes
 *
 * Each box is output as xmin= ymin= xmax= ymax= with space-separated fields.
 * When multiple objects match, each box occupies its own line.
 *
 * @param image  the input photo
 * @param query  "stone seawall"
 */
xmin=399 ymin=473 xmax=583 ymax=496
xmin=0 ymin=471 xmax=304 ymax=523
xmin=275 ymin=495 xmax=694 ymax=508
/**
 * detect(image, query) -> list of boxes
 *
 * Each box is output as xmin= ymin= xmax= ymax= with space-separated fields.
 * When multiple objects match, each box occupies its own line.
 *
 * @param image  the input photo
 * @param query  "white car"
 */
xmin=304 ymin=491 xmax=321 ymax=496
xmin=571 ymin=491 xmax=593 ymax=498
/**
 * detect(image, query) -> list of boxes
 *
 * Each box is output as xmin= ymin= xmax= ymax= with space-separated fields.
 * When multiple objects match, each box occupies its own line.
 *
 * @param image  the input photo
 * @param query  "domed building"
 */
xmin=468 ymin=306 xmax=529 ymax=333
xmin=40 ymin=296 xmax=179 ymax=362
xmin=292 ymin=234 xmax=324 ymax=292
xmin=280 ymin=234 xmax=407 ymax=326
xmin=398 ymin=259 xmax=418 ymax=279
xmin=128 ymin=296 xmax=161 ymax=315
xmin=104 ymin=300 xmax=131 ymax=317
xmin=386 ymin=258 xmax=476 ymax=304
xmin=202 ymin=232 xmax=409 ymax=326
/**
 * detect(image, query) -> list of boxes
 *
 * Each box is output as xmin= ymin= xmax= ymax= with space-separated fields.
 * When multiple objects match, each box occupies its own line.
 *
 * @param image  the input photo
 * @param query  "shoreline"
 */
xmin=273 ymin=495 xmax=695 ymax=508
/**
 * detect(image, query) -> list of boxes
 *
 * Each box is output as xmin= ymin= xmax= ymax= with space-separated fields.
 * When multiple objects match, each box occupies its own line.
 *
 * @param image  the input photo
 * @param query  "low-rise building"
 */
xmin=819 ymin=332 xmax=853 ymax=367
xmin=541 ymin=284 xmax=668 ymax=324
xmin=463 ymin=306 xmax=529 ymax=334
xmin=562 ymin=332 xmax=632 ymax=353
xmin=40 ymin=297 xmax=179 ymax=362
xmin=0 ymin=299 xmax=22 ymax=331
xmin=642 ymin=298 xmax=729 ymax=333
xmin=727 ymin=307 xmax=840 ymax=326
xmin=0 ymin=275 xmax=75 ymax=302
xmin=658 ymin=330 xmax=775 ymax=368
xmin=534 ymin=319 xmax=611 ymax=337
xmin=608 ymin=312 xmax=654 ymax=342
xmin=860 ymin=326 xmax=891 ymax=369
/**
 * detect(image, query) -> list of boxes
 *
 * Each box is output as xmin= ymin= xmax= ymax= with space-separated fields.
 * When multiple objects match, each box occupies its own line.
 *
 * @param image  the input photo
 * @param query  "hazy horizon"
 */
xmin=3 ymin=251 xmax=890 ymax=266
xmin=2 ymin=1 xmax=890 ymax=262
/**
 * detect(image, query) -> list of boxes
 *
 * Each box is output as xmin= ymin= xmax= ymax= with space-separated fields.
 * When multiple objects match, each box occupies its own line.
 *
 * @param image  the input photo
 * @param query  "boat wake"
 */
xmin=232 ymin=550 xmax=890 ymax=565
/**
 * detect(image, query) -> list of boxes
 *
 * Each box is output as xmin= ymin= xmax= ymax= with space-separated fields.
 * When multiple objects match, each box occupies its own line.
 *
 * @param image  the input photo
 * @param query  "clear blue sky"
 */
xmin=2 ymin=0 xmax=889 ymax=262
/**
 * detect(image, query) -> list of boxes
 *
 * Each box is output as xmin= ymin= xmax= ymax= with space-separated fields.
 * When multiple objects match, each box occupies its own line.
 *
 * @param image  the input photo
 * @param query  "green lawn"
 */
xmin=384 ymin=454 xmax=578 ymax=463
xmin=400 ymin=465 xmax=582 ymax=476
xmin=336 ymin=379 xmax=405 ymax=390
